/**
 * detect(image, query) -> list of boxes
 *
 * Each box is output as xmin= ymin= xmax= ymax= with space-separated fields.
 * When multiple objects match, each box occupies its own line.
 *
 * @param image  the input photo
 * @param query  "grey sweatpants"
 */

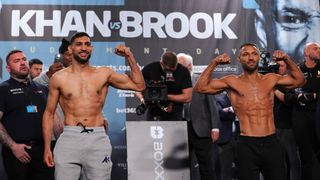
xmin=54 ymin=126 xmax=112 ymax=180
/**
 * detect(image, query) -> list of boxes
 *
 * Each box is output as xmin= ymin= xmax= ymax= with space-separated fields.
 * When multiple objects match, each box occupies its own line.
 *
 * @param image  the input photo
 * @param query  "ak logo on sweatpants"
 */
xmin=102 ymin=155 xmax=111 ymax=164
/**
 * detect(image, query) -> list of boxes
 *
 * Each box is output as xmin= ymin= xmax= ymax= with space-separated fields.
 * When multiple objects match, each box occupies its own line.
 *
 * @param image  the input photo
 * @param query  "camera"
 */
xmin=143 ymin=80 xmax=168 ymax=102
xmin=135 ymin=80 xmax=168 ymax=115
xmin=258 ymin=49 xmax=279 ymax=74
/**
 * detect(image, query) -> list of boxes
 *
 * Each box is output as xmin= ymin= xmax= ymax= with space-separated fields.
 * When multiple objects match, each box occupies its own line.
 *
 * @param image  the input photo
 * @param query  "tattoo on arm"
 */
xmin=0 ymin=124 xmax=15 ymax=148
xmin=0 ymin=111 xmax=15 ymax=148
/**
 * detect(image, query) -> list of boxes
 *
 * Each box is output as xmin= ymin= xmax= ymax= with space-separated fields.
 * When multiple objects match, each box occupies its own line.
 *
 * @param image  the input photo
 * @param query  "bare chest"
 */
xmin=229 ymin=80 xmax=274 ymax=107
xmin=60 ymin=75 xmax=108 ymax=99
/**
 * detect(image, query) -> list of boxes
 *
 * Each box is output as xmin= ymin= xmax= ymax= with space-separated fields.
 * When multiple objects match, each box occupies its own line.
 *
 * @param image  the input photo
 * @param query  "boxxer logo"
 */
xmin=150 ymin=126 xmax=164 ymax=139
xmin=150 ymin=126 xmax=164 ymax=180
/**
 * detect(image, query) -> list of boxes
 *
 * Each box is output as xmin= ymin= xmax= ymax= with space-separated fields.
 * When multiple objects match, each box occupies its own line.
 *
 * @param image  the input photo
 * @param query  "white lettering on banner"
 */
xmin=116 ymin=108 xmax=136 ymax=113
xmin=196 ymin=48 xmax=202 ymax=54
xmin=165 ymin=12 xmax=189 ymax=39
xmin=213 ymin=65 xmax=238 ymax=73
xmin=214 ymin=48 xmax=220 ymax=54
xmin=213 ymin=13 xmax=237 ymax=39
xmin=12 ymin=10 xmax=36 ymax=36
xmin=87 ymin=11 xmax=111 ymax=37
xmin=150 ymin=126 xmax=165 ymax=180
xmin=61 ymin=10 xmax=85 ymax=35
xmin=118 ymin=92 xmax=130 ymax=96
xmin=11 ymin=10 xmax=238 ymax=39
xmin=106 ymin=65 xmax=132 ymax=71
xmin=232 ymin=48 xmax=237 ymax=54
xmin=36 ymin=10 xmax=61 ymax=36
xmin=190 ymin=12 xmax=213 ymax=39
xmin=193 ymin=65 xmax=239 ymax=73
xmin=30 ymin=46 xmax=36 ymax=53
xmin=49 ymin=47 xmax=55 ymax=53
xmin=120 ymin=11 xmax=143 ymax=38
xmin=21 ymin=43 xmax=238 ymax=58
xmin=117 ymin=90 xmax=135 ymax=98
xmin=117 ymin=90 xmax=135 ymax=93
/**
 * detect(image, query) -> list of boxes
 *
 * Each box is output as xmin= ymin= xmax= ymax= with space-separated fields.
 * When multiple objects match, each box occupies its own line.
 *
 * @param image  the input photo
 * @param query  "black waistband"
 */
xmin=238 ymin=133 xmax=277 ymax=141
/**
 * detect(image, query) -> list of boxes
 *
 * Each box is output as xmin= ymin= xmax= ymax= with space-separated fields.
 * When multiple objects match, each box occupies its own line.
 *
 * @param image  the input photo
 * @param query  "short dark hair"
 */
xmin=161 ymin=51 xmax=177 ymax=68
xmin=59 ymin=38 xmax=70 ymax=54
xmin=239 ymin=43 xmax=260 ymax=55
xmin=29 ymin=58 xmax=43 ymax=67
xmin=239 ymin=43 xmax=259 ymax=50
xmin=6 ymin=49 xmax=23 ymax=64
xmin=70 ymin=32 xmax=90 ymax=44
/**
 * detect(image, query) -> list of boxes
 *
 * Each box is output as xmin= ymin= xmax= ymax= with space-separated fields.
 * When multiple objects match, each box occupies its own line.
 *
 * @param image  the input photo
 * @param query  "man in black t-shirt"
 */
xmin=285 ymin=42 xmax=320 ymax=180
xmin=0 ymin=50 xmax=54 ymax=180
xmin=136 ymin=51 xmax=192 ymax=121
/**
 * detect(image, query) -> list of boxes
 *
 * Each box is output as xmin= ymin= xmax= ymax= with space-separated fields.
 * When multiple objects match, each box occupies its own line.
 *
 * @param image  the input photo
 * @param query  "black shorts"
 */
xmin=236 ymin=134 xmax=286 ymax=180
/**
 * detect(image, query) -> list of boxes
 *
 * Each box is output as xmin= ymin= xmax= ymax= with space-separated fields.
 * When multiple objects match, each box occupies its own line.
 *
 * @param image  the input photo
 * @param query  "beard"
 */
xmin=10 ymin=69 xmax=29 ymax=79
xmin=242 ymin=62 xmax=258 ymax=73
xmin=310 ymin=54 xmax=320 ymax=63
xmin=13 ymin=73 xmax=28 ymax=79
xmin=74 ymin=53 xmax=91 ymax=64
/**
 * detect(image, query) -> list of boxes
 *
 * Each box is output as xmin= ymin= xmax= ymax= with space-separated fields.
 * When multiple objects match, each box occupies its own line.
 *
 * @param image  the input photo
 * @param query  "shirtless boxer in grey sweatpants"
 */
xmin=42 ymin=33 xmax=145 ymax=180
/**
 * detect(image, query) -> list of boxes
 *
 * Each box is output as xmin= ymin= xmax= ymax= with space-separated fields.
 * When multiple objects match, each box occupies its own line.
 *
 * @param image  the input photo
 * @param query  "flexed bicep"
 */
xmin=195 ymin=76 xmax=231 ymax=94
xmin=108 ymin=72 xmax=135 ymax=90
xmin=277 ymin=74 xmax=305 ymax=89
xmin=208 ymin=78 xmax=230 ymax=93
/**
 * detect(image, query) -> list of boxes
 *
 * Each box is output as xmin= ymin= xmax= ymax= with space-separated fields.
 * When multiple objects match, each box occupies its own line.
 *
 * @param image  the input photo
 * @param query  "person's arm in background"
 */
xmin=207 ymin=94 xmax=220 ymax=142
xmin=135 ymin=87 xmax=192 ymax=105
xmin=167 ymin=87 xmax=192 ymax=103
xmin=274 ymin=89 xmax=285 ymax=102
xmin=0 ymin=112 xmax=31 ymax=163
xmin=33 ymin=62 xmax=63 ymax=86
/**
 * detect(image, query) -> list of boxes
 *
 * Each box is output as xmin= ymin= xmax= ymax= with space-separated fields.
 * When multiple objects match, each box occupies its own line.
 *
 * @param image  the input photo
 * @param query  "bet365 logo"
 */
xmin=150 ymin=126 xmax=164 ymax=139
